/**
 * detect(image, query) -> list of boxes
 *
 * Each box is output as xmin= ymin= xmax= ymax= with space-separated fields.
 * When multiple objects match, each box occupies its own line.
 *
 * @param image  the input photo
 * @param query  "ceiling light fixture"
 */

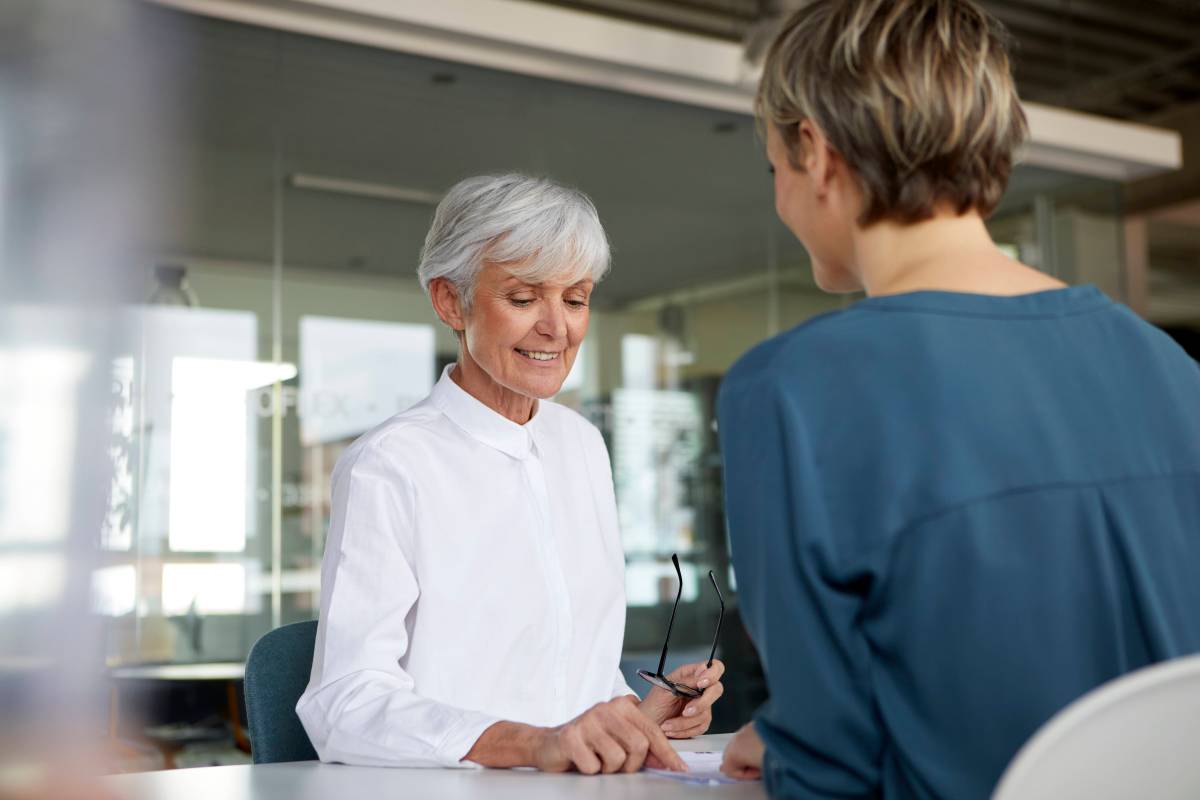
xmin=289 ymin=173 xmax=442 ymax=206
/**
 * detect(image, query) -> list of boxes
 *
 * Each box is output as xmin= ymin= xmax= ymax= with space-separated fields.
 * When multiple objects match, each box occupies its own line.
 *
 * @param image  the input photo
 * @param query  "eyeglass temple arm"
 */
xmin=656 ymin=554 xmax=684 ymax=677
xmin=706 ymin=570 xmax=724 ymax=668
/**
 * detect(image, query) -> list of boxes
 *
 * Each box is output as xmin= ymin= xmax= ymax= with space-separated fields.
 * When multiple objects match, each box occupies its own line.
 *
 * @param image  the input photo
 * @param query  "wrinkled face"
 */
xmin=462 ymin=261 xmax=592 ymax=400
xmin=766 ymin=124 xmax=860 ymax=294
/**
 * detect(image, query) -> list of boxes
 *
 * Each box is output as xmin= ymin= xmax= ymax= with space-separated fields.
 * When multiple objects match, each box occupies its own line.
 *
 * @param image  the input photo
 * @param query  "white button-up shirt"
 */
xmin=296 ymin=365 xmax=634 ymax=768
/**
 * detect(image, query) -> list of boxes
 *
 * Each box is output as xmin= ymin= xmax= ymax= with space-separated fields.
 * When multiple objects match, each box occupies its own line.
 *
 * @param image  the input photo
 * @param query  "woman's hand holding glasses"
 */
xmin=636 ymin=553 xmax=727 ymax=738
xmin=638 ymin=658 xmax=726 ymax=738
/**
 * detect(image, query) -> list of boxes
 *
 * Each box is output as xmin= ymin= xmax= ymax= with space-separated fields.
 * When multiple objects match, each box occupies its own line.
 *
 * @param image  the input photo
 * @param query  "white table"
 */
xmin=104 ymin=733 xmax=766 ymax=799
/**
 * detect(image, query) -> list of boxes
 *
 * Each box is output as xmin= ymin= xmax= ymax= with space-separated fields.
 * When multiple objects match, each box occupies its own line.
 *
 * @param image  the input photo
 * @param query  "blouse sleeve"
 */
xmin=718 ymin=370 xmax=883 ymax=798
xmin=295 ymin=440 xmax=500 ymax=767
xmin=611 ymin=669 xmax=638 ymax=700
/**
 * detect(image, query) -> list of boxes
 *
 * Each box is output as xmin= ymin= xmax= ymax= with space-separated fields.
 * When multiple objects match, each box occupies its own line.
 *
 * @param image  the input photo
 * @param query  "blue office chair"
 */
xmin=244 ymin=620 xmax=319 ymax=764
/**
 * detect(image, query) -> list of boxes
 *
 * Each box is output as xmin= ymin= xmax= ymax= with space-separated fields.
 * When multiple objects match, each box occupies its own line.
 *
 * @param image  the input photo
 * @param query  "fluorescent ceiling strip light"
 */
xmin=290 ymin=173 xmax=442 ymax=205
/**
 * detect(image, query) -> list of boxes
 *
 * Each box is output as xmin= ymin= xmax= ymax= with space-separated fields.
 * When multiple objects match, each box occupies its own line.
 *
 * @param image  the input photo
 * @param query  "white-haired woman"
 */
xmin=297 ymin=174 xmax=724 ymax=774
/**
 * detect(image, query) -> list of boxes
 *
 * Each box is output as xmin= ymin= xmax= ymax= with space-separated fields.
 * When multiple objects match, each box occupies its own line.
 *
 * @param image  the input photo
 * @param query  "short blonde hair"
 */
xmin=757 ymin=0 xmax=1028 ymax=225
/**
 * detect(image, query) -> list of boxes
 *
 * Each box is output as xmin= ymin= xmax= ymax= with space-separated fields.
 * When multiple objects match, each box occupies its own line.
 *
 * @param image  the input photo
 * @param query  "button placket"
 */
xmin=520 ymin=443 xmax=573 ymax=722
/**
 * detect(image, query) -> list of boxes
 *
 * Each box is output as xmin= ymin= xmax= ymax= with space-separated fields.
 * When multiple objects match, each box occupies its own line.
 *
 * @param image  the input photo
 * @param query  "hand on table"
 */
xmin=534 ymin=696 xmax=688 ymax=775
xmin=720 ymin=722 xmax=764 ymax=781
xmin=638 ymin=659 xmax=725 ymax=738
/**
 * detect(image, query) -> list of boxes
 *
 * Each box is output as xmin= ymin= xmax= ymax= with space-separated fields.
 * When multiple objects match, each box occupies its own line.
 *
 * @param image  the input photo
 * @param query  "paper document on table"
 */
xmin=646 ymin=750 xmax=749 ymax=786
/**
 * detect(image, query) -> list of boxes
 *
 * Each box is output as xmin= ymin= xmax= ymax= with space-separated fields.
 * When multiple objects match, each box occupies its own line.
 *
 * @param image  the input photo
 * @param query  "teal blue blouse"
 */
xmin=718 ymin=286 xmax=1200 ymax=799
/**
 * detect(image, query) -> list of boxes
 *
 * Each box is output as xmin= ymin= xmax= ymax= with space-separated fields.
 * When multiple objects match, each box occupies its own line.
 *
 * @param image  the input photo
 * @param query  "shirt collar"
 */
xmin=429 ymin=364 xmax=541 ymax=460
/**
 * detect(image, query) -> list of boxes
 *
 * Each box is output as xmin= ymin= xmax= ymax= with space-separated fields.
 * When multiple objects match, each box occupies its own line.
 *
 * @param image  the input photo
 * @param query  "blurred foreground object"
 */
xmin=1 ymin=0 xmax=178 ymax=795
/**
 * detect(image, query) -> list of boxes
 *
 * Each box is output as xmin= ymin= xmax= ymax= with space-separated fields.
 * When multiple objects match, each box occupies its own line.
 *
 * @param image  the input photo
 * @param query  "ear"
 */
xmin=798 ymin=119 xmax=839 ymax=198
xmin=429 ymin=277 xmax=466 ymax=332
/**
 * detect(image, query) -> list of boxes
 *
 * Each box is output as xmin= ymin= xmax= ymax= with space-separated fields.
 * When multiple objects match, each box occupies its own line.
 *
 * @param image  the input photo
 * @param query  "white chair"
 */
xmin=992 ymin=654 xmax=1200 ymax=800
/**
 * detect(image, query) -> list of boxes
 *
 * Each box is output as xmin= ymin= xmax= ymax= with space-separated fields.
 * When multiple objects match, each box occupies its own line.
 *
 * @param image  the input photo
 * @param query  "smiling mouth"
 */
xmin=516 ymin=348 xmax=560 ymax=362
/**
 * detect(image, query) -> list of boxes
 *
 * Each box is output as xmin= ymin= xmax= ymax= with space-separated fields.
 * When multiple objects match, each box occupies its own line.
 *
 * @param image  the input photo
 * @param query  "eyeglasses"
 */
xmin=637 ymin=553 xmax=725 ymax=699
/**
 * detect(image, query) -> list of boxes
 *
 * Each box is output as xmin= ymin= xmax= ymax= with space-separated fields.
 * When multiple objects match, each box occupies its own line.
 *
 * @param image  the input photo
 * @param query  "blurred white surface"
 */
xmin=993 ymin=655 xmax=1200 ymax=800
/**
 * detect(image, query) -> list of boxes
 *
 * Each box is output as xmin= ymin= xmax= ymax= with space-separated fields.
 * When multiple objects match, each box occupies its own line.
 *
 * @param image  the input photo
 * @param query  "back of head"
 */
xmin=757 ymin=0 xmax=1028 ymax=226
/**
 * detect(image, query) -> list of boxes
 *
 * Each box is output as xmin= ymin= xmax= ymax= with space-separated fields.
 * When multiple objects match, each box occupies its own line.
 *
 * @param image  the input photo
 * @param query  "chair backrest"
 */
xmin=244 ymin=620 xmax=319 ymax=764
xmin=992 ymin=654 xmax=1200 ymax=800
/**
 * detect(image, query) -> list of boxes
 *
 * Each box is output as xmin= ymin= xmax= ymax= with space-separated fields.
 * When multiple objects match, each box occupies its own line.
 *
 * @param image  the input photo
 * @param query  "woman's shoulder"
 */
xmin=723 ymin=306 xmax=879 ymax=392
xmin=332 ymin=397 xmax=447 ymax=475
xmin=533 ymin=400 xmax=614 ymax=483
xmin=534 ymin=398 xmax=604 ymax=445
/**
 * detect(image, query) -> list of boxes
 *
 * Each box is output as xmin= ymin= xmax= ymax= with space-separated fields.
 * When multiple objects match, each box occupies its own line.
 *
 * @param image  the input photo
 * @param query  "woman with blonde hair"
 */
xmin=718 ymin=1 xmax=1200 ymax=796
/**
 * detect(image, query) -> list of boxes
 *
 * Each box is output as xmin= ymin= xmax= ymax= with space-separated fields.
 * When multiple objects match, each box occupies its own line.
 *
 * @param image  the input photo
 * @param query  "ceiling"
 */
xmin=148 ymin=6 xmax=1119 ymax=311
xmin=539 ymin=0 xmax=1200 ymax=122
xmin=150 ymin=8 xmax=802 ymax=308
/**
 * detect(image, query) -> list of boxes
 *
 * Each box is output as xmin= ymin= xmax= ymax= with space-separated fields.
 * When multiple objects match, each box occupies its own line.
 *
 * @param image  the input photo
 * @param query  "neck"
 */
xmin=450 ymin=352 xmax=536 ymax=425
xmin=850 ymin=209 xmax=1066 ymax=297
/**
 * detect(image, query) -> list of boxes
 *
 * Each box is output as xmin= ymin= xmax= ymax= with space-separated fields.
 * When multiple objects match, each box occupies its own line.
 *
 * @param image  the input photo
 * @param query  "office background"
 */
xmin=2 ymin=0 xmax=1198 ymax=777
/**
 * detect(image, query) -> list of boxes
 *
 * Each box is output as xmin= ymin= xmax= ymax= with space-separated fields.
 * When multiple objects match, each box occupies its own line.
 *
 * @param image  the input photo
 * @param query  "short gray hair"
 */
xmin=417 ymin=173 xmax=611 ymax=309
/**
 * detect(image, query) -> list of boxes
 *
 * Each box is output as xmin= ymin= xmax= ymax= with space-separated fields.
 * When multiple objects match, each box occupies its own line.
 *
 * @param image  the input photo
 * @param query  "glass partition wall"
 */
xmin=99 ymin=7 xmax=1127 ymax=731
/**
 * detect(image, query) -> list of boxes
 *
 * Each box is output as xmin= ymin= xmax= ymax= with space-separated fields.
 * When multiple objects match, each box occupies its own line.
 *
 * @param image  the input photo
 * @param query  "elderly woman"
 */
xmin=297 ymin=174 xmax=724 ymax=774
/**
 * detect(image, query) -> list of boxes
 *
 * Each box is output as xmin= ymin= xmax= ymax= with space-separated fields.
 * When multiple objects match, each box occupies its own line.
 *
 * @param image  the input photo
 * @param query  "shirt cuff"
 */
xmin=434 ymin=709 xmax=503 ymax=768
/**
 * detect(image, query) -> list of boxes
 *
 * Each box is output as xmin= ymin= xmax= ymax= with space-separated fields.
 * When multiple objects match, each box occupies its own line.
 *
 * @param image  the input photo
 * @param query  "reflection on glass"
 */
xmin=161 ymin=562 xmax=250 ymax=615
xmin=298 ymin=315 xmax=435 ymax=446
xmin=621 ymin=334 xmax=658 ymax=390
xmin=611 ymin=387 xmax=703 ymax=559
xmin=138 ymin=307 xmax=260 ymax=550
xmin=626 ymin=559 xmax=699 ymax=608
xmin=104 ymin=355 xmax=136 ymax=551
xmin=168 ymin=356 xmax=295 ymax=552
xmin=92 ymin=564 xmax=137 ymax=617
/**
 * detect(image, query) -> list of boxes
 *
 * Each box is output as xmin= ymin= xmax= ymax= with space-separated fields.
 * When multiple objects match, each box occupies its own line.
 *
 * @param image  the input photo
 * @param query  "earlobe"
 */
xmin=816 ymin=144 xmax=837 ymax=199
xmin=798 ymin=120 xmax=837 ymax=199
xmin=812 ymin=139 xmax=836 ymax=198
xmin=430 ymin=278 xmax=466 ymax=332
